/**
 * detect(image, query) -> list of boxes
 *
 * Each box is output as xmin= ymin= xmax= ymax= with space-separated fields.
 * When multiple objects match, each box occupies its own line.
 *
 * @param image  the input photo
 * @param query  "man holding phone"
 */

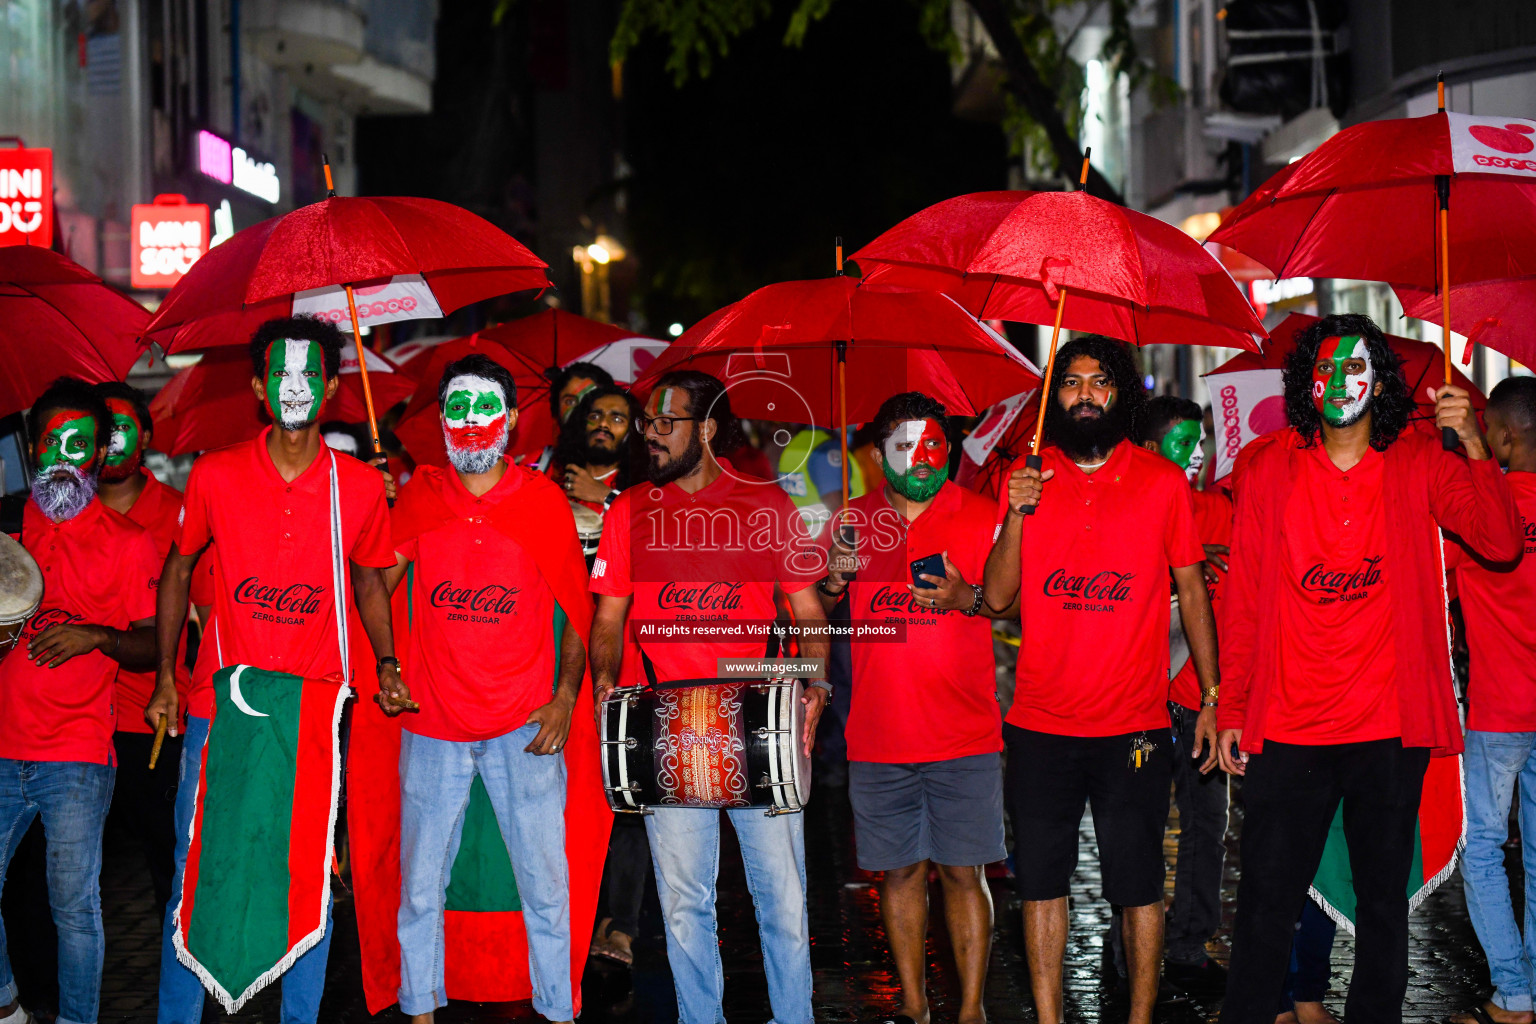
xmin=982 ymin=336 xmax=1218 ymax=1024
xmin=819 ymin=392 xmax=1009 ymax=1024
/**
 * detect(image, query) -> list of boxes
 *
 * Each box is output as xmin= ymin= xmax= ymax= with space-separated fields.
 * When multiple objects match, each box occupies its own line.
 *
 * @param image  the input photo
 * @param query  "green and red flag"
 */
xmin=173 ymin=666 xmax=348 ymax=1012
xmin=1310 ymin=751 xmax=1465 ymax=932
xmin=349 ymin=464 xmax=611 ymax=1013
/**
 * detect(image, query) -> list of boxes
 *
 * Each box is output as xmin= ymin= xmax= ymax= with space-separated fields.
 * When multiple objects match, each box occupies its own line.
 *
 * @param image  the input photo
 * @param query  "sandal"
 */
xmin=592 ymin=932 xmax=634 ymax=966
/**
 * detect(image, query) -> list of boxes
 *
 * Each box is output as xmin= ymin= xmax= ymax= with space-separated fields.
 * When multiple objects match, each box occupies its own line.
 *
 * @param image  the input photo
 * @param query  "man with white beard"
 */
xmin=0 ymin=377 xmax=160 ymax=1024
xmin=379 ymin=354 xmax=589 ymax=1024
xmin=148 ymin=316 xmax=401 ymax=1024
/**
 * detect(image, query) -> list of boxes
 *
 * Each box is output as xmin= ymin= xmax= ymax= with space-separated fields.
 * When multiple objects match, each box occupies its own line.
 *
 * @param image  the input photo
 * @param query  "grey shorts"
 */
xmin=848 ymin=752 xmax=1007 ymax=871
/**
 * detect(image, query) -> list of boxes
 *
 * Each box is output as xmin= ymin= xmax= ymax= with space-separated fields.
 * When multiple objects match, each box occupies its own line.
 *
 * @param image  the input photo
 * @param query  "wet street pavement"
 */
xmin=3 ymin=777 xmax=1505 ymax=1022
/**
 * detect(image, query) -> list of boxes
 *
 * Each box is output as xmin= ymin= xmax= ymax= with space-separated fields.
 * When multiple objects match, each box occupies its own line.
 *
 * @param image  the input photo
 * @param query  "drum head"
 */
xmin=0 ymin=532 xmax=42 ymax=623
xmin=788 ymin=680 xmax=812 ymax=807
xmin=570 ymin=501 xmax=604 ymax=540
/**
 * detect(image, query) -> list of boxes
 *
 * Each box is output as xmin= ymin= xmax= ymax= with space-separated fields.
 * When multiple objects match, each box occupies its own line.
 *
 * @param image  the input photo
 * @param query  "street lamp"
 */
xmin=572 ymin=235 xmax=626 ymax=323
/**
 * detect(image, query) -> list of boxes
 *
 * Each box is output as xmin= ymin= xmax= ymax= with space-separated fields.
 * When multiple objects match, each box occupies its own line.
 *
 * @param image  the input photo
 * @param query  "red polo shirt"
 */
xmin=116 ymin=471 xmax=193 ymax=734
xmin=1169 ymin=488 xmax=1233 ymax=711
xmin=1267 ymin=444 xmax=1399 ymax=744
xmin=0 ymin=500 xmax=159 ymax=764
xmin=995 ymin=442 xmax=1204 ymax=737
xmin=837 ymin=482 xmax=1000 ymax=763
xmin=1449 ymin=472 xmax=1536 ymax=732
xmin=589 ymin=461 xmax=818 ymax=682
xmin=396 ymin=466 xmax=561 ymax=742
xmin=178 ymin=430 xmax=394 ymax=718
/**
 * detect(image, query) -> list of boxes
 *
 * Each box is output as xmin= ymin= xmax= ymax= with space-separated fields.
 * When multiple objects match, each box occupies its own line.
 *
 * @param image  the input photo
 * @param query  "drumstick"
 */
xmin=148 ymin=715 xmax=169 ymax=770
xmin=373 ymin=692 xmax=421 ymax=711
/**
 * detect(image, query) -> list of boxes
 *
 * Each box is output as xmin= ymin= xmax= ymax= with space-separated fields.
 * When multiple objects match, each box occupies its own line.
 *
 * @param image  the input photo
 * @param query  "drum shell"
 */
xmin=0 ymin=533 xmax=42 ymax=664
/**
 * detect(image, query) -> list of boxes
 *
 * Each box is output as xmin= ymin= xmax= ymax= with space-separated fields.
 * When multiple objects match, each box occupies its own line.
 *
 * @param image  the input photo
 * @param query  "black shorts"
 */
xmin=1004 ymin=723 xmax=1172 ymax=906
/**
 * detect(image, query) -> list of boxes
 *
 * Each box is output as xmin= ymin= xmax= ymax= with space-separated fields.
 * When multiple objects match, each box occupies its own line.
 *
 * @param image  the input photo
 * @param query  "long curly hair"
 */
xmin=1283 ymin=313 xmax=1411 ymax=451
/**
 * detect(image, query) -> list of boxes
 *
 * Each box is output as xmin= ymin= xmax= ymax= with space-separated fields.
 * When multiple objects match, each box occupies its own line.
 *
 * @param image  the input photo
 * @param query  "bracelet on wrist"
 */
xmin=961 ymin=583 xmax=985 ymax=617
xmin=377 ymin=656 xmax=401 ymax=672
xmin=817 ymin=577 xmax=847 ymax=598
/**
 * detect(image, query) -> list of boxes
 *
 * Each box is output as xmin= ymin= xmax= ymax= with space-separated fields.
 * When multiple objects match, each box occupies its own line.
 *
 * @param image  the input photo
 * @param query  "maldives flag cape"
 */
xmin=349 ymin=464 xmax=611 ymax=1013
xmin=174 ymin=666 xmax=348 ymax=1011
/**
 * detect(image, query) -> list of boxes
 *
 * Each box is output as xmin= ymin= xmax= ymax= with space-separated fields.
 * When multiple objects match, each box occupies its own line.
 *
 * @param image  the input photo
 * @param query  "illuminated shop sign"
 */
xmin=196 ymin=130 xmax=280 ymax=204
xmin=0 ymin=147 xmax=52 ymax=245
xmin=131 ymin=195 xmax=209 ymax=289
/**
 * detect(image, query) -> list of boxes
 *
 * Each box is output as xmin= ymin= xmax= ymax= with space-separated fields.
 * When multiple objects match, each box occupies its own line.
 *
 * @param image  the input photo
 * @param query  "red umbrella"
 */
xmin=450 ymin=309 xmax=655 ymax=380
xmin=851 ymin=157 xmax=1264 ymax=498
xmin=1202 ymin=312 xmax=1483 ymax=481
xmin=0 ymin=246 xmax=150 ymax=419
xmin=954 ymin=390 xmax=1043 ymax=501
xmin=145 ymin=167 xmax=550 ymax=455
xmin=1395 ymin=278 xmax=1536 ymax=369
xmin=1210 ymin=77 xmax=1536 ymax=444
xmin=149 ymin=344 xmax=417 ymax=457
xmin=631 ymin=276 xmax=1043 ymax=508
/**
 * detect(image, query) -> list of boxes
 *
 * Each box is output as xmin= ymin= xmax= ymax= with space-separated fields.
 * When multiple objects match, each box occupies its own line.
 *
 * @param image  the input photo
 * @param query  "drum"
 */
xmin=570 ymin=501 xmax=605 ymax=558
xmin=600 ymin=680 xmax=812 ymax=815
xmin=0 ymin=532 xmax=42 ymax=663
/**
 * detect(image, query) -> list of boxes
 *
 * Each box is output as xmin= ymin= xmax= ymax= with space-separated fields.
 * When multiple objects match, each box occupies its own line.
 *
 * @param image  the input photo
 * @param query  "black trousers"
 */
xmin=111 ymin=730 xmax=183 ymax=915
xmin=599 ymin=813 xmax=651 ymax=938
xmin=1220 ymin=738 xmax=1429 ymax=1024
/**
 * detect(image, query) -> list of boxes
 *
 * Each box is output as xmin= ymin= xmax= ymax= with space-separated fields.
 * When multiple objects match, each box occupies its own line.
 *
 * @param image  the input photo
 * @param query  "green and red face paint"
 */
xmin=441 ymin=374 xmax=509 ymax=453
xmin=103 ymin=397 xmax=144 ymax=482
xmin=35 ymin=409 xmax=99 ymax=472
xmin=882 ymin=418 xmax=949 ymax=502
xmin=1312 ymin=334 xmax=1375 ymax=427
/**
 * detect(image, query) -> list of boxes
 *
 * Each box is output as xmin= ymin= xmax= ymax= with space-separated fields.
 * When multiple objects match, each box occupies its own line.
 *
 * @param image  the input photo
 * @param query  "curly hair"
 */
xmin=248 ymin=316 xmax=345 ymax=380
xmin=1283 ymin=313 xmax=1411 ymax=451
xmin=1042 ymin=334 xmax=1147 ymax=446
xmin=555 ymin=384 xmax=647 ymax=489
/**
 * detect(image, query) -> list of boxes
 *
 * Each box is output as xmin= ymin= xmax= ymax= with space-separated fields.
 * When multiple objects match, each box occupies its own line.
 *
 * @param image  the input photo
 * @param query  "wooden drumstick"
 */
xmin=148 ymin=715 xmax=169 ymax=770
xmin=373 ymin=692 xmax=421 ymax=711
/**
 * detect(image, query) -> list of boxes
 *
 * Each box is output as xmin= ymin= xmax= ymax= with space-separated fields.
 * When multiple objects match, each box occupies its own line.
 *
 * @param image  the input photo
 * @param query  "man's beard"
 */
xmin=31 ymin=465 xmax=98 ymax=522
xmin=584 ymin=431 xmax=622 ymax=468
xmin=648 ymin=432 xmax=703 ymax=485
xmin=1045 ymin=398 xmax=1131 ymax=461
xmin=100 ymin=454 xmax=141 ymax=483
xmin=443 ymin=422 xmax=509 ymax=475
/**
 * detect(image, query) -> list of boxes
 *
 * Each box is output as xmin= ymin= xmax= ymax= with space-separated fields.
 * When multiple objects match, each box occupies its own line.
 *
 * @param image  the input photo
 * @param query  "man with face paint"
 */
xmin=1213 ymin=313 xmax=1523 ymax=1023
xmin=981 ymin=335 xmax=1217 ymax=1024
xmin=92 ymin=382 xmax=193 ymax=919
xmin=374 ymin=354 xmax=590 ymax=1024
xmin=814 ymin=392 xmax=1007 ymax=1024
xmin=0 ymin=378 xmax=161 ymax=1024
xmin=149 ymin=317 xmax=402 ymax=1024
xmin=589 ymin=370 xmax=829 ymax=1024
xmin=1129 ymin=394 xmax=1234 ymax=995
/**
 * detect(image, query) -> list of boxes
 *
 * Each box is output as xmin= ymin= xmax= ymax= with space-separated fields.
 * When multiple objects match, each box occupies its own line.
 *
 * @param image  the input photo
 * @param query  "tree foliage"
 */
xmin=611 ymin=0 xmax=1176 ymax=204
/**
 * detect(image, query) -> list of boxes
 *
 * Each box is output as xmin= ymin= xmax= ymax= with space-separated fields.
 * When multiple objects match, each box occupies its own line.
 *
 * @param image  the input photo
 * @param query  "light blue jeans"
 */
xmin=158 ymin=715 xmax=334 ymax=1024
xmin=1463 ymin=729 xmax=1536 ymax=1012
xmin=0 ymin=759 xmax=114 ymax=1024
xmin=398 ymin=723 xmax=572 ymax=1019
xmin=645 ymin=806 xmax=812 ymax=1024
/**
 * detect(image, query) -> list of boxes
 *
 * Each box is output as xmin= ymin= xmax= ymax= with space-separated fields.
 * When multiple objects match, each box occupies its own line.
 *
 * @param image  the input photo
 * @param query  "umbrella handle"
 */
xmin=1019 ymin=454 xmax=1043 ymax=516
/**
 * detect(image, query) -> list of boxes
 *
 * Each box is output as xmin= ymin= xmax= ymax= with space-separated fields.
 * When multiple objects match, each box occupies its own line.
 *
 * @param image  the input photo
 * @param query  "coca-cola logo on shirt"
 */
xmin=429 ymin=581 xmax=520 ymax=614
xmin=1300 ymin=556 xmax=1383 ymax=600
xmin=1043 ymin=569 xmax=1135 ymax=602
xmin=21 ymin=607 xmax=83 ymax=642
xmin=233 ymin=576 xmax=326 ymax=615
xmin=1523 ymin=515 xmax=1536 ymax=554
xmin=658 ymin=581 xmax=745 ymax=611
xmin=869 ymin=585 xmax=943 ymax=616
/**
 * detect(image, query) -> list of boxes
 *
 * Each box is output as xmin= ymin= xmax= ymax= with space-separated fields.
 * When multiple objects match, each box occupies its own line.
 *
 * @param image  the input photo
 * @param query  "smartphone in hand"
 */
xmin=910 ymin=553 xmax=945 ymax=590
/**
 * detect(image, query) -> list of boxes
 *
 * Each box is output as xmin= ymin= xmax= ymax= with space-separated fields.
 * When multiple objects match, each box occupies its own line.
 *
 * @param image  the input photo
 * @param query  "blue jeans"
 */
xmin=0 ymin=759 xmax=114 ymax=1024
xmin=397 ymin=724 xmax=571 ymax=1019
xmin=157 ymin=716 xmax=334 ymax=1024
xmin=1462 ymin=730 xmax=1536 ymax=1012
xmin=646 ymin=806 xmax=812 ymax=1024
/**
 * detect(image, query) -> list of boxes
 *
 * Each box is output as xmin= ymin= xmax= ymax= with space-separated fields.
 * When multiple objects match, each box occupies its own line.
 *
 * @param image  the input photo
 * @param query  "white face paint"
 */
xmin=275 ymin=338 xmax=320 ymax=429
xmin=883 ymin=420 xmax=927 ymax=474
xmin=1186 ymin=425 xmax=1206 ymax=482
xmin=107 ymin=426 xmax=128 ymax=459
xmin=444 ymin=374 xmax=507 ymax=427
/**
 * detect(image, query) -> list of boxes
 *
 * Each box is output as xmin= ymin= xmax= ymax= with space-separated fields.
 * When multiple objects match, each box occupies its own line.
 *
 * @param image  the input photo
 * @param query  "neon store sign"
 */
xmin=196 ymin=130 xmax=281 ymax=204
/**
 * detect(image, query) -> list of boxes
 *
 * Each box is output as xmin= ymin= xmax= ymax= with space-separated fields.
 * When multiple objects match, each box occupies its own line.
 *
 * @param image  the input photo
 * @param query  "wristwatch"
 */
xmin=807 ymin=679 xmax=833 ymax=695
xmin=817 ymin=576 xmax=847 ymax=598
xmin=1201 ymin=684 xmax=1219 ymax=709
xmin=377 ymin=656 xmax=401 ymax=673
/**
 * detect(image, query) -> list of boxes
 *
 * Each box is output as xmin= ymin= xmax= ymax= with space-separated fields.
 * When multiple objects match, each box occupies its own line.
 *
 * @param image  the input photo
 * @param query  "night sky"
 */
xmin=359 ymin=0 xmax=1007 ymax=330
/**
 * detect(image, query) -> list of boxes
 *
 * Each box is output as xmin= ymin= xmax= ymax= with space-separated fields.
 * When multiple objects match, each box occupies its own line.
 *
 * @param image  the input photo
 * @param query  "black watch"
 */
xmin=377 ymin=656 xmax=401 ymax=673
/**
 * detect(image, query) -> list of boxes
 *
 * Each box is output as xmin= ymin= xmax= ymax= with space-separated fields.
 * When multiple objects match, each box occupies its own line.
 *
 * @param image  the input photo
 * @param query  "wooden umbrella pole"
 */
xmin=1437 ymin=74 xmax=1457 ymax=451
xmin=322 ymin=154 xmax=385 ymax=461
xmin=148 ymin=715 xmax=168 ymax=769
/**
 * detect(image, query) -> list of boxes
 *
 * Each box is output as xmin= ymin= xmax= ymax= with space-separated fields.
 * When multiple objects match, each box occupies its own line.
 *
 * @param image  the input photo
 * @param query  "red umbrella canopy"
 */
xmin=1202 ymin=312 xmax=1483 ymax=480
xmin=149 ymin=344 xmax=416 ymax=457
xmin=631 ymin=277 xmax=1043 ymax=426
xmin=954 ymin=390 xmax=1042 ymax=501
xmin=850 ymin=190 xmax=1265 ymax=352
xmin=146 ymin=196 xmax=551 ymax=351
xmin=0 ymin=246 xmax=151 ymax=418
xmin=468 ymin=308 xmax=653 ymax=377
xmin=1210 ymin=112 xmax=1536 ymax=288
xmin=1395 ymin=278 xmax=1536 ymax=369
